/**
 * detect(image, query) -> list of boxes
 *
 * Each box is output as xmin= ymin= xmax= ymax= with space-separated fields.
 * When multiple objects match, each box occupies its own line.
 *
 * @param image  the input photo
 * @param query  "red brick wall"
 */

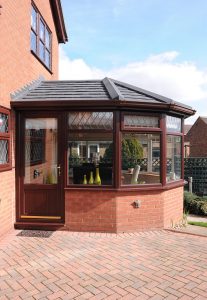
xmin=65 ymin=191 xmax=117 ymax=232
xmin=163 ymin=187 xmax=183 ymax=228
xmin=0 ymin=0 xmax=59 ymax=237
xmin=65 ymin=186 xmax=184 ymax=233
xmin=185 ymin=118 xmax=207 ymax=157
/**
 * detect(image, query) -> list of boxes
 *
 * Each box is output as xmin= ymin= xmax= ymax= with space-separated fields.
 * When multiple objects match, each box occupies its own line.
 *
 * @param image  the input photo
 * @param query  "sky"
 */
xmin=60 ymin=0 xmax=207 ymax=124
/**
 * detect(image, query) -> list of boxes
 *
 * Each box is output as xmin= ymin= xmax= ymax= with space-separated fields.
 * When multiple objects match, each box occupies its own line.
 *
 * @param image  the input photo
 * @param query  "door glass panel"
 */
xmin=25 ymin=118 xmax=57 ymax=184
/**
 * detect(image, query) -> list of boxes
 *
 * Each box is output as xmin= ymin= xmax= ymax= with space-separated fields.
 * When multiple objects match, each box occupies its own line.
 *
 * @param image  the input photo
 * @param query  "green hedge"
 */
xmin=184 ymin=191 xmax=207 ymax=215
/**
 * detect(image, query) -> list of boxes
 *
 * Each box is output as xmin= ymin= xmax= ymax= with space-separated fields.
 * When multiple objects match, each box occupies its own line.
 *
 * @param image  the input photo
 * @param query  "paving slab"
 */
xmin=0 ymin=229 xmax=207 ymax=299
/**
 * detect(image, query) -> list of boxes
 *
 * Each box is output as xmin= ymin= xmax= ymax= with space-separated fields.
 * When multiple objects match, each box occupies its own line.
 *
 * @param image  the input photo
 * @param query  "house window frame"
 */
xmin=0 ymin=106 xmax=12 ymax=172
xmin=31 ymin=2 xmax=52 ymax=72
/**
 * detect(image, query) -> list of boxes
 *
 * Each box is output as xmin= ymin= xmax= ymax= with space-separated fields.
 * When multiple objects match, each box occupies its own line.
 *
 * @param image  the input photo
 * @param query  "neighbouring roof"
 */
xmin=50 ymin=0 xmax=68 ymax=43
xmin=11 ymin=77 xmax=195 ymax=117
xmin=200 ymin=116 xmax=207 ymax=124
xmin=184 ymin=124 xmax=192 ymax=134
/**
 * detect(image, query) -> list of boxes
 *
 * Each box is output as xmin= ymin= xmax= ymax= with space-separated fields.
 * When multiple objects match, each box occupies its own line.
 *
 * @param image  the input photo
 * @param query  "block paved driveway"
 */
xmin=0 ymin=230 xmax=207 ymax=300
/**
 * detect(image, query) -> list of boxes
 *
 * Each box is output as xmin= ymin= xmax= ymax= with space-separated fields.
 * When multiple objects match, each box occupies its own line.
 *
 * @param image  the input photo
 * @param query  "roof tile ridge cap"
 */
xmin=103 ymin=77 xmax=125 ymax=100
xmin=112 ymin=78 xmax=174 ymax=104
xmin=10 ymin=75 xmax=45 ymax=100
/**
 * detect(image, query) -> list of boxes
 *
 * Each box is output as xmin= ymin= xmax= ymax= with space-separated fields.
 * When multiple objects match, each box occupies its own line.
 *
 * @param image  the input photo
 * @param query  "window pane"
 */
xmin=0 ymin=113 xmax=8 ymax=133
xmin=39 ymin=40 xmax=45 ymax=61
xmin=121 ymin=133 xmax=160 ymax=185
xmin=25 ymin=118 xmax=57 ymax=184
xmin=68 ymin=132 xmax=113 ymax=185
xmin=166 ymin=115 xmax=181 ymax=133
xmin=31 ymin=6 xmax=37 ymax=31
xmin=167 ymin=135 xmax=181 ymax=182
xmin=0 ymin=140 xmax=8 ymax=164
xmin=45 ymin=28 xmax=50 ymax=49
xmin=68 ymin=112 xmax=113 ymax=130
xmin=30 ymin=30 xmax=37 ymax=53
xmin=45 ymin=50 xmax=50 ymax=69
xmin=124 ymin=115 xmax=159 ymax=128
xmin=39 ymin=19 xmax=45 ymax=40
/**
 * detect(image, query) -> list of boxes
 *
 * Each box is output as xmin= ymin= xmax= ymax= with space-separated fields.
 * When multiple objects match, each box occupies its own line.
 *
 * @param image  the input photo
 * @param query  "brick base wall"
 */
xmin=65 ymin=186 xmax=184 ymax=233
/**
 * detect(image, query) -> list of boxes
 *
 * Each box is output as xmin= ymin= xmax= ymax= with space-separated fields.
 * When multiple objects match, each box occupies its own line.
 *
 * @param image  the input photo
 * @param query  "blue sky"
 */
xmin=60 ymin=0 xmax=207 ymax=123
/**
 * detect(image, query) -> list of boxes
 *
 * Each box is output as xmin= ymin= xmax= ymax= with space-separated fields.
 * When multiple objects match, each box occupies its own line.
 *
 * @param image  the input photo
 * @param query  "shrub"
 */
xmin=184 ymin=191 xmax=207 ymax=215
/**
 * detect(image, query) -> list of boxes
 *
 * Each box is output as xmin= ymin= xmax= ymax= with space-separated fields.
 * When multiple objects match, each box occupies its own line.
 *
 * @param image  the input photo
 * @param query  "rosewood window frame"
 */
xmin=67 ymin=111 xmax=115 ymax=188
xmin=165 ymin=115 xmax=184 ymax=183
xmin=0 ymin=106 xmax=11 ymax=172
xmin=31 ymin=2 xmax=52 ymax=72
xmin=119 ymin=112 xmax=163 ymax=187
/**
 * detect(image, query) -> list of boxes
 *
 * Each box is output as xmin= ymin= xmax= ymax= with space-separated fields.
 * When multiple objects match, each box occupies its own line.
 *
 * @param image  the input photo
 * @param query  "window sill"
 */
xmin=0 ymin=164 xmax=12 ymax=172
xmin=31 ymin=50 xmax=53 ymax=74
xmin=64 ymin=181 xmax=184 ymax=192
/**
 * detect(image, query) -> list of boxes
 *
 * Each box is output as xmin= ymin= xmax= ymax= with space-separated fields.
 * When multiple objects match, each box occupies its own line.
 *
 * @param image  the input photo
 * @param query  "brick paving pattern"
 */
xmin=0 ymin=230 xmax=207 ymax=299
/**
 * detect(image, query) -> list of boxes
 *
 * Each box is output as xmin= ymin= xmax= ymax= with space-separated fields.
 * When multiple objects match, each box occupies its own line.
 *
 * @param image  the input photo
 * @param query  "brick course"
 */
xmin=0 ymin=0 xmax=59 ymax=237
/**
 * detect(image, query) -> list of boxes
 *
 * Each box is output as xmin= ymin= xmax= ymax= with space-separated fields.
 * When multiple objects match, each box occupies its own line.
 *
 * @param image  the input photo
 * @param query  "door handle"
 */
xmin=57 ymin=165 xmax=61 ymax=176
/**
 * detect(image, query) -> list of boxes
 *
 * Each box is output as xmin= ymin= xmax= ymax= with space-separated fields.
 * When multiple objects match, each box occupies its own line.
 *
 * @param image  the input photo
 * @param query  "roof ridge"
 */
xmin=10 ymin=76 xmax=45 ymax=100
xmin=103 ymin=77 xmax=125 ymax=100
xmin=110 ymin=78 xmax=173 ymax=104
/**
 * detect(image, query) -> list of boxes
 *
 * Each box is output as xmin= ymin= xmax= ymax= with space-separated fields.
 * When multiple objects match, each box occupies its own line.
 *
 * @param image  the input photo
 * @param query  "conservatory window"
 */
xmin=166 ymin=135 xmax=182 ymax=182
xmin=68 ymin=112 xmax=114 ymax=186
xmin=121 ymin=133 xmax=160 ymax=185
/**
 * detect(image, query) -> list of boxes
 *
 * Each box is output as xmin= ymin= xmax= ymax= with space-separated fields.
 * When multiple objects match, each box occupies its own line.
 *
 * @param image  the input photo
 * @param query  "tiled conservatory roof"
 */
xmin=11 ymin=77 xmax=195 ymax=116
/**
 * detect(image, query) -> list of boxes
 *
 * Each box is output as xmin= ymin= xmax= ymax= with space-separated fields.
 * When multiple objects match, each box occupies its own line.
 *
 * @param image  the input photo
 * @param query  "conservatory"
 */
xmin=11 ymin=77 xmax=195 ymax=232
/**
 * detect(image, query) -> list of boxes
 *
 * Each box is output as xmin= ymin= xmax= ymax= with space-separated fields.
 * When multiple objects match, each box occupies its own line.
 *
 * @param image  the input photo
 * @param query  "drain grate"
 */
xmin=17 ymin=230 xmax=53 ymax=238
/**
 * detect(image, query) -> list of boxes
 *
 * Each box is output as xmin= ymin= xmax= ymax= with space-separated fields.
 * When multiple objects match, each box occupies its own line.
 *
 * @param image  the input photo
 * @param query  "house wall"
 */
xmin=65 ymin=186 xmax=183 ymax=233
xmin=185 ymin=118 xmax=207 ymax=157
xmin=0 ymin=0 xmax=59 ymax=237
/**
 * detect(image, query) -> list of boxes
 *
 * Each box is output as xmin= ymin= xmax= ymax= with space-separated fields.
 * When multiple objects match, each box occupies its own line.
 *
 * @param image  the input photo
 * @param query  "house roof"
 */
xmin=184 ymin=124 xmax=192 ymax=134
xmin=11 ymin=77 xmax=195 ymax=117
xmin=50 ymin=0 xmax=68 ymax=43
xmin=200 ymin=116 xmax=207 ymax=124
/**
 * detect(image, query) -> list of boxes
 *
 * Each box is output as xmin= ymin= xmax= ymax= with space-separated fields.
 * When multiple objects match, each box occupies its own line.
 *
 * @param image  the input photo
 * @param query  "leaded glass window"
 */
xmin=0 ymin=113 xmax=8 ymax=133
xmin=0 ymin=140 xmax=8 ymax=165
xmin=68 ymin=112 xmax=113 ymax=130
xmin=166 ymin=115 xmax=181 ymax=133
xmin=124 ymin=114 xmax=159 ymax=128
xmin=0 ymin=108 xmax=10 ymax=171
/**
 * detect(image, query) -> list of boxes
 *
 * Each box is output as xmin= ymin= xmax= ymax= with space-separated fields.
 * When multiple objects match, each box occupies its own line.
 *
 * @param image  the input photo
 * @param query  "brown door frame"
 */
xmin=15 ymin=110 xmax=65 ymax=224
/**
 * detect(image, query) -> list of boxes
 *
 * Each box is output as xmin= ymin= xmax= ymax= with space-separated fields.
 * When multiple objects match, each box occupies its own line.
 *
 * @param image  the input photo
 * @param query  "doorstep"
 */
xmin=14 ymin=222 xmax=66 ymax=231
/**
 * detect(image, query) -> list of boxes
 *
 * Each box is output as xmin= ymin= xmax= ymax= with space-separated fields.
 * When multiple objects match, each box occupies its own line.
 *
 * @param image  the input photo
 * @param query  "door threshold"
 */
xmin=14 ymin=222 xmax=65 ymax=231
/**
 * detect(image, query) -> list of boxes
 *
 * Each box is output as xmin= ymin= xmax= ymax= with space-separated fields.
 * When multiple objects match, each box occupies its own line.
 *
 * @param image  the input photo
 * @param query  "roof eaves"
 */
xmin=10 ymin=76 xmax=45 ymax=101
xmin=103 ymin=77 xmax=125 ymax=101
xmin=50 ymin=0 xmax=68 ymax=43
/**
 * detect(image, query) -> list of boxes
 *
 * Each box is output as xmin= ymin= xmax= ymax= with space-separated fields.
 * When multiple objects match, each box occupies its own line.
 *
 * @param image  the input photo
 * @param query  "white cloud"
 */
xmin=59 ymin=48 xmax=207 ymax=123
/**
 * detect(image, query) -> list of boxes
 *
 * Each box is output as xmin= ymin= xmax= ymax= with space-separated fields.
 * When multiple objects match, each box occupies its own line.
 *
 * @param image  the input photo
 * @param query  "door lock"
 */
xmin=57 ymin=165 xmax=61 ymax=176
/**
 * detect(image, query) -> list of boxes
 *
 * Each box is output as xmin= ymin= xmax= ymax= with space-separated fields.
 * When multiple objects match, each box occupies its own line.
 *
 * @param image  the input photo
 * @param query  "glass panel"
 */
xmin=25 ymin=118 xmax=57 ymax=184
xmin=68 ymin=132 xmax=113 ymax=185
xmin=166 ymin=115 xmax=181 ymax=133
xmin=31 ymin=6 xmax=37 ymax=31
xmin=0 ymin=140 xmax=8 ymax=164
xmin=167 ymin=135 xmax=182 ymax=182
xmin=45 ymin=50 xmax=50 ymax=69
xmin=45 ymin=28 xmax=50 ymax=49
xmin=68 ymin=112 xmax=113 ymax=130
xmin=39 ymin=40 xmax=45 ymax=61
xmin=124 ymin=114 xmax=159 ymax=128
xmin=30 ymin=30 xmax=37 ymax=53
xmin=0 ymin=113 xmax=8 ymax=133
xmin=121 ymin=133 xmax=160 ymax=185
xmin=39 ymin=19 xmax=45 ymax=40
